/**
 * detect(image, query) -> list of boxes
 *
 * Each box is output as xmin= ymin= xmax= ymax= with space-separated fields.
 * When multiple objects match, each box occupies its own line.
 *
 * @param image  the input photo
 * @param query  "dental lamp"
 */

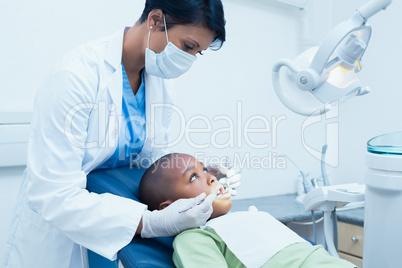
xmin=272 ymin=0 xmax=392 ymax=116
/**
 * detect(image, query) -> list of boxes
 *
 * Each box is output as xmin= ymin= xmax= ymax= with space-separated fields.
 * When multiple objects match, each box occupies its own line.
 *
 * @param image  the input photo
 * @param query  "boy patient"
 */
xmin=139 ymin=153 xmax=356 ymax=268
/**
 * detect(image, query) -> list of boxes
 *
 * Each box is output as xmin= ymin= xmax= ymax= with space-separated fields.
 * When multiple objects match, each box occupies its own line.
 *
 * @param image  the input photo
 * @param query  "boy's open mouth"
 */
xmin=215 ymin=184 xmax=231 ymax=199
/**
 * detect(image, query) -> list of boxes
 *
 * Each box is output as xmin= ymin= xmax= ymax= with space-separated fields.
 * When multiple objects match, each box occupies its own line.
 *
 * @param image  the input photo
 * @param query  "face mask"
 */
xmin=145 ymin=15 xmax=197 ymax=79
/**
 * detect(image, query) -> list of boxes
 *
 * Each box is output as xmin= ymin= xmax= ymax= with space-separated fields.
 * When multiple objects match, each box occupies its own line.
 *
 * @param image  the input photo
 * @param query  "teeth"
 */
xmin=216 ymin=185 xmax=222 ymax=196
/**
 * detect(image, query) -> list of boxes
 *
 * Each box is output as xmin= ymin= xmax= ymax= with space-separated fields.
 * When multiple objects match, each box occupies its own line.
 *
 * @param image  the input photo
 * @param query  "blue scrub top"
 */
xmin=98 ymin=63 xmax=146 ymax=169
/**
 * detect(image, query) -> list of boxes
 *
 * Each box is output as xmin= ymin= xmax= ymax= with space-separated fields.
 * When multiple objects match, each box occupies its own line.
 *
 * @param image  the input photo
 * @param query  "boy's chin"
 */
xmin=209 ymin=202 xmax=232 ymax=220
xmin=209 ymin=212 xmax=225 ymax=220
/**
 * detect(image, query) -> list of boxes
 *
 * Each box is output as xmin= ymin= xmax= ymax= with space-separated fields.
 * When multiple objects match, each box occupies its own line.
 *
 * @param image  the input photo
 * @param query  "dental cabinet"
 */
xmin=0 ymin=111 xmax=31 ymax=167
xmin=338 ymin=222 xmax=363 ymax=267
xmin=231 ymin=193 xmax=364 ymax=266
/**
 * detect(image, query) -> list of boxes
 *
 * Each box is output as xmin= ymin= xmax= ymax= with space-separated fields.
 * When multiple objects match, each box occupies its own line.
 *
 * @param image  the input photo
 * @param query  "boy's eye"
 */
xmin=190 ymin=173 xmax=198 ymax=182
xmin=203 ymin=168 xmax=209 ymax=173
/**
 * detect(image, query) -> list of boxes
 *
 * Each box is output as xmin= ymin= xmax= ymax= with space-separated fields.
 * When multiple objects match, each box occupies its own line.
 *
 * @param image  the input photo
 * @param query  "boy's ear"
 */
xmin=159 ymin=200 xmax=173 ymax=210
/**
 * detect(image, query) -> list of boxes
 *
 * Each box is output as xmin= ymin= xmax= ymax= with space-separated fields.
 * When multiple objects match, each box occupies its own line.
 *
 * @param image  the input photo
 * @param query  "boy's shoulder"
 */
xmin=173 ymin=228 xmax=223 ymax=247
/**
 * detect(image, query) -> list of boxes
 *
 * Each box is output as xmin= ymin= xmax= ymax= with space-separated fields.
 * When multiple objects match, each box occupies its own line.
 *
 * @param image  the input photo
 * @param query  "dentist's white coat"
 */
xmin=3 ymin=29 xmax=174 ymax=268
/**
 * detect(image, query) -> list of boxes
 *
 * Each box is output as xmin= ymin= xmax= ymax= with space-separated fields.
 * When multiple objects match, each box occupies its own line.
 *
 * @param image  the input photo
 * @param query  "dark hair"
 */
xmin=139 ymin=0 xmax=226 ymax=50
xmin=139 ymin=153 xmax=179 ymax=210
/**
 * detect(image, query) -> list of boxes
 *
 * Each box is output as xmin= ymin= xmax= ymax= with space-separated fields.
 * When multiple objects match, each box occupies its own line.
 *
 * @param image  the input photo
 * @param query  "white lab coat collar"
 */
xmin=104 ymin=29 xmax=124 ymax=120
xmin=81 ymin=30 xmax=125 ymax=173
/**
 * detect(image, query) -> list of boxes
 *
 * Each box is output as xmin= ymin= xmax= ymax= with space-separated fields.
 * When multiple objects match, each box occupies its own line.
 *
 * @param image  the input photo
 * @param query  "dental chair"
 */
xmin=86 ymin=166 xmax=317 ymax=268
xmin=86 ymin=166 xmax=175 ymax=268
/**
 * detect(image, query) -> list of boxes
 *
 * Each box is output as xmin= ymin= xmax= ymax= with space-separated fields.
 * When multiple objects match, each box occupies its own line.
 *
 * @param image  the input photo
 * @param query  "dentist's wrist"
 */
xmin=136 ymin=216 xmax=143 ymax=235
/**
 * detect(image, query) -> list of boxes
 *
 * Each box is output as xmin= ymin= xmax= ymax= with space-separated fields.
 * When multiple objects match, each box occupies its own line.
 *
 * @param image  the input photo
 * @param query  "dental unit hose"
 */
xmin=321 ymin=145 xmax=330 ymax=186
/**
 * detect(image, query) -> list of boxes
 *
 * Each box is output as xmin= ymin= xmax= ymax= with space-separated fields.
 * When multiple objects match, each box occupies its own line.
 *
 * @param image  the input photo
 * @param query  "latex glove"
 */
xmin=141 ymin=193 xmax=215 ymax=238
xmin=248 ymin=205 xmax=258 ymax=212
xmin=208 ymin=164 xmax=242 ymax=196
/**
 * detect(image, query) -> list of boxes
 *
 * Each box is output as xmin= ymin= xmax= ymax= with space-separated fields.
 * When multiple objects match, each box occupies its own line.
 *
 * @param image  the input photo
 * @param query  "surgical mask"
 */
xmin=145 ymin=15 xmax=196 ymax=79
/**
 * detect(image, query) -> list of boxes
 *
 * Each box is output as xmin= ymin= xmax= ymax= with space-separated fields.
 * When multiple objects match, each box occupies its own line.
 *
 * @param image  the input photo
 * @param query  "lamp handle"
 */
xmin=272 ymin=61 xmax=332 ymax=116
xmin=358 ymin=0 xmax=392 ymax=20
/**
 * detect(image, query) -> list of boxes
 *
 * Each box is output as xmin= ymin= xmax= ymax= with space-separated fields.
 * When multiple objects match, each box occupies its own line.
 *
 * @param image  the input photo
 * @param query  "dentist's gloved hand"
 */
xmin=208 ymin=164 xmax=242 ymax=196
xmin=141 ymin=192 xmax=215 ymax=238
xmin=248 ymin=205 xmax=258 ymax=212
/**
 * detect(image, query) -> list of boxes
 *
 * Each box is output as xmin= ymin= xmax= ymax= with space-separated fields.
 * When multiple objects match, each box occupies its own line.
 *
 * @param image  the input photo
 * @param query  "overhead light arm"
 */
xmin=272 ymin=0 xmax=392 ymax=116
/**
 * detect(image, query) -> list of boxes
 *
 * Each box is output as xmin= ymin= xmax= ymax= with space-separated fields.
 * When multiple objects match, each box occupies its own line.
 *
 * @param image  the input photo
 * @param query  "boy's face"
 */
xmin=161 ymin=154 xmax=232 ymax=219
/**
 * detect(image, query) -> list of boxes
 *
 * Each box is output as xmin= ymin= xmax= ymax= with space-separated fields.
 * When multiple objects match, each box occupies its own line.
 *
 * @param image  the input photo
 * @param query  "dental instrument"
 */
xmin=179 ymin=185 xmax=224 ymax=214
xmin=300 ymin=171 xmax=312 ymax=194
xmin=178 ymin=199 xmax=205 ymax=214
xmin=310 ymin=178 xmax=319 ymax=189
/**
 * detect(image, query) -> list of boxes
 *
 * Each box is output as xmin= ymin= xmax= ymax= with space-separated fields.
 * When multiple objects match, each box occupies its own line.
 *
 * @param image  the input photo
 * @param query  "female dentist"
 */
xmin=3 ymin=0 xmax=241 ymax=267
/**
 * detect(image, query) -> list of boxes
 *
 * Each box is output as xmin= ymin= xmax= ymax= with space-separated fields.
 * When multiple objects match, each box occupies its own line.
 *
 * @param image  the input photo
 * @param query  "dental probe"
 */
xmin=179 ymin=186 xmax=221 ymax=214
xmin=178 ymin=199 xmax=205 ymax=214
xmin=178 ymin=193 xmax=219 ymax=214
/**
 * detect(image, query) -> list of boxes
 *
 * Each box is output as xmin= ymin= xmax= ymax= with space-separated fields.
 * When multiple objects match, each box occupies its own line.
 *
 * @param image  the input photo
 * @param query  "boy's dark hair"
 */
xmin=139 ymin=0 xmax=226 ymax=50
xmin=139 ymin=153 xmax=179 ymax=210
